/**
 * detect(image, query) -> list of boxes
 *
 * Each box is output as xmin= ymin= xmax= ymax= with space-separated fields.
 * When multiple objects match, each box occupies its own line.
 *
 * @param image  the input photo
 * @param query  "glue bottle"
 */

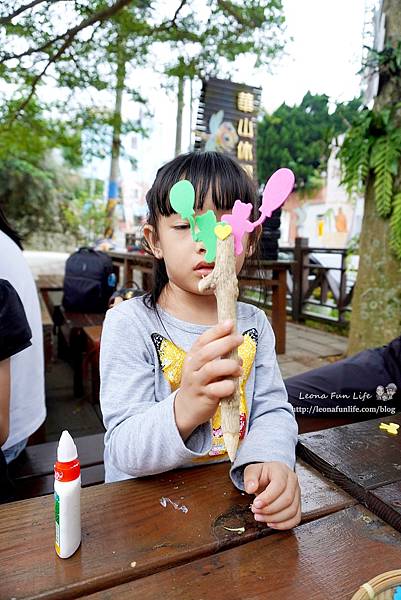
xmin=54 ymin=430 xmax=81 ymax=558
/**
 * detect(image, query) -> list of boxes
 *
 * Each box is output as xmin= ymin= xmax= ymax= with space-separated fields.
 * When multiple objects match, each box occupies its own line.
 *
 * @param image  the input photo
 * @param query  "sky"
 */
xmin=259 ymin=0 xmax=367 ymax=111
xmin=113 ymin=0 xmax=370 ymax=190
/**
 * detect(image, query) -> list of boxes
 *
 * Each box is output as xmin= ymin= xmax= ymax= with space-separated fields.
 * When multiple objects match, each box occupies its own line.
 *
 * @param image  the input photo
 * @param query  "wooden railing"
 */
xmin=282 ymin=237 xmax=355 ymax=325
xmin=240 ymin=238 xmax=356 ymax=326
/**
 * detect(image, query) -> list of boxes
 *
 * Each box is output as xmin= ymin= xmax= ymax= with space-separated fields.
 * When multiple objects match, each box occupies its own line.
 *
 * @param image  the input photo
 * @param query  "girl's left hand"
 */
xmin=244 ymin=461 xmax=301 ymax=530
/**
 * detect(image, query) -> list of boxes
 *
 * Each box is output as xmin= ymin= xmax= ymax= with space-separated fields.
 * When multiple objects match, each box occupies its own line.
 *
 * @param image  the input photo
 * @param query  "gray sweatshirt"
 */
xmin=100 ymin=296 xmax=298 ymax=490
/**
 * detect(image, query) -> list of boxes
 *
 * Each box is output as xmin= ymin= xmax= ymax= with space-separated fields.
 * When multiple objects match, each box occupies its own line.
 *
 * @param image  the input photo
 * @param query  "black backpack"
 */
xmin=63 ymin=248 xmax=116 ymax=313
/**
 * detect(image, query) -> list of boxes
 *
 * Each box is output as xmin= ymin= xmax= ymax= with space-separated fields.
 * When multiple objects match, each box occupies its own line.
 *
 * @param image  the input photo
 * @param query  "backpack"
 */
xmin=62 ymin=248 xmax=116 ymax=313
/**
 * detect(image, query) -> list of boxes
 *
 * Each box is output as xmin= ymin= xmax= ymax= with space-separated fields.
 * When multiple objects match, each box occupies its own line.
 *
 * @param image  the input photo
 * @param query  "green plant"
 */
xmin=257 ymin=92 xmax=362 ymax=191
xmin=362 ymin=41 xmax=401 ymax=81
xmin=338 ymin=104 xmax=401 ymax=257
xmin=62 ymin=182 xmax=107 ymax=244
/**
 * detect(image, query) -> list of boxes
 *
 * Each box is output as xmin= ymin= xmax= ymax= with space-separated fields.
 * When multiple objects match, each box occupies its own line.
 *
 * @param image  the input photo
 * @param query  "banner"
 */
xmin=195 ymin=77 xmax=262 ymax=182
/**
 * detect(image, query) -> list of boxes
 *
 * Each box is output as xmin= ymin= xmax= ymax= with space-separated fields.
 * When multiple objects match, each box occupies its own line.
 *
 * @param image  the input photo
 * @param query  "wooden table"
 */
xmin=1 ymin=460 xmax=359 ymax=600
xmin=83 ymin=506 xmax=401 ymax=600
xmin=108 ymin=250 xmax=153 ymax=291
xmin=36 ymin=274 xmax=64 ymax=369
xmin=297 ymin=412 xmax=401 ymax=532
xmin=107 ymin=251 xmax=290 ymax=354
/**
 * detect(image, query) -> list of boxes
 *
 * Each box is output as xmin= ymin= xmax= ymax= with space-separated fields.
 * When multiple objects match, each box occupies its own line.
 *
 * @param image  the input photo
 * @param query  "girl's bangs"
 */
xmin=152 ymin=152 xmax=258 ymax=218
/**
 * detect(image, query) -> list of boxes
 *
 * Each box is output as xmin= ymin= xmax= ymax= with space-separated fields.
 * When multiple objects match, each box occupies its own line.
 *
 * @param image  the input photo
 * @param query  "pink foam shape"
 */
xmin=221 ymin=200 xmax=254 ymax=255
xmin=252 ymin=168 xmax=295 ymax=228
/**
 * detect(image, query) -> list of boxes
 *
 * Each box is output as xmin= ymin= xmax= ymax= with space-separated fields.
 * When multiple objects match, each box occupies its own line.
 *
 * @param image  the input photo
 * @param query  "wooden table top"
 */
xmin=297 ymin=413 xmax=401 ymax=531
xmin=83 ymin=325 xmax=103 ymax=346
xmin=0 ymin=460 xmax=354 ymax=600
xmin=108 ymin=250 xmax=150 ymax=261
xmin=83 ymin=505 xmax=401 ymax=600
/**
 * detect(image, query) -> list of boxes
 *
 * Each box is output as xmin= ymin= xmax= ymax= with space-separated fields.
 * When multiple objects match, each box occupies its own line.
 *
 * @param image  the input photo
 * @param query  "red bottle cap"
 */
xmin=54 ymin=459 xmax=80 ymax=482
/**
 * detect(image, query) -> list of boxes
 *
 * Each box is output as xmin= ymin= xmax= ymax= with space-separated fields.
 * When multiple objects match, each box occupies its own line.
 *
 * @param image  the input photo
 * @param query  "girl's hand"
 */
xmin=174 ymin=319 xmax=244 ymax=440
xmin=244 ymin=461 xmax=301 ymax=530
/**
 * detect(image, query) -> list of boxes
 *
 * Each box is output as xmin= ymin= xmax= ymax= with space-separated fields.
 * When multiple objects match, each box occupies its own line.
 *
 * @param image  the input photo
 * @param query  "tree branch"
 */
xmin=5 ymin=0 xmax=195 ymax=121
xmin=169 ymin=0 xmax=187 ymax=27
xmin=1 ymin=0 xmax=134 ymax=63
xmin=9 ymin=1 xmax=135 ymax=122
xmin=0 ymin=0 xmax=65 ymax=25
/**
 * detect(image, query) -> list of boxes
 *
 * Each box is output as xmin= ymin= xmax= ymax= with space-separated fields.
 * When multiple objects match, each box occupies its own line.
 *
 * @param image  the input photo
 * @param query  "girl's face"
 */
xmin=144 ymin=190 xmax=258 ymax=299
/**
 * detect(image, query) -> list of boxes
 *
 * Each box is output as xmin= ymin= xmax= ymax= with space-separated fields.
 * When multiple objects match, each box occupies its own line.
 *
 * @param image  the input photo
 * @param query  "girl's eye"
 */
xmin=174 ymin=224 xmax=190 ymax=230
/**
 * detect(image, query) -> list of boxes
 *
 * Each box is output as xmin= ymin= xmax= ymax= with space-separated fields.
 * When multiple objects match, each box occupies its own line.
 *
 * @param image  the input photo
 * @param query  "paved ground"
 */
xmin=24 ymin=250 xmax=69 ymax=278
xmin=278 ymin=321 xmax=347 ymax=379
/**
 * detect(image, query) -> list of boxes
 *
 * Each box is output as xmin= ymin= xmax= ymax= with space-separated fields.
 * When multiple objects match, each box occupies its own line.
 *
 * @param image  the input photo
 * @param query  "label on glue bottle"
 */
xmin=54 ymin=430 xmax=81 ymax=558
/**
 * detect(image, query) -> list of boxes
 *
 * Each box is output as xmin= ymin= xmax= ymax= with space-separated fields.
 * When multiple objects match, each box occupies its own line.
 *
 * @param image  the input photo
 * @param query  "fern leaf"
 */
xmin=390 ymin=193 xmax=401 ymax=259
xmin=370 ymin=135 xmax=400 ymax=217
xmin=339 ymin=112 xmax=373 ymax=196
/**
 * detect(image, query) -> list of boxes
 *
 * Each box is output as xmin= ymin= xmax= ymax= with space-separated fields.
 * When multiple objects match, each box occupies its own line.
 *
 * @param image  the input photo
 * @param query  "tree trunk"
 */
xmin=104 ymin=43 xmax=126 ymax=239
xmin=347 ymin=0 xmax=401 ymax=355
xmin=188 ymin=77 xmax=193 ymax=151
xmin=174 ymin=74 xmax=184 ymax=157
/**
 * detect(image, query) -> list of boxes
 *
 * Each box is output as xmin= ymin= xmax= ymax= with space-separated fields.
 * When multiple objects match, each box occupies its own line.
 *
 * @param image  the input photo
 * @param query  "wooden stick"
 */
xmin=198 ymin=234 xmax=240 ymax=461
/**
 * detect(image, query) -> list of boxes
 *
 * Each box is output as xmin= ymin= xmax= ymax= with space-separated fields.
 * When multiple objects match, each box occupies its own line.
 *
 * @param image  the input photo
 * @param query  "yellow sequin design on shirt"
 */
xmin=151 ymin=329 xmax=258 ymax=457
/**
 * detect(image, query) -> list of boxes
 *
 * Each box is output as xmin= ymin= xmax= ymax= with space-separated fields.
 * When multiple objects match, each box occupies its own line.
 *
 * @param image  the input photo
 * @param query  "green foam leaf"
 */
xmin=169 ymin=180 xmax=195 ymax=219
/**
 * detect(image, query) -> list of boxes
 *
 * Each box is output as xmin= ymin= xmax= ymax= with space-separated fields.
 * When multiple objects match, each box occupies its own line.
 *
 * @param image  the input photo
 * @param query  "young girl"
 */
xmin=100 ymin=151 xmax=301 ymax=530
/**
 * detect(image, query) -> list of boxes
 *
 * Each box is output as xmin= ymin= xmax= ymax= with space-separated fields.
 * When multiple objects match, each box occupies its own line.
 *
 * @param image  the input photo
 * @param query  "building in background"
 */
xmin=279 ymin=140 xmax=364 ymax=248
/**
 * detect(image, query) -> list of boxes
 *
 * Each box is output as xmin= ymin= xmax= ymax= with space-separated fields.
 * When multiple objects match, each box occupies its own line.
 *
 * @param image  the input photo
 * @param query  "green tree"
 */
xmin=0 ymin=97 xmax=85 ymax=242
xmin=1 ymin=1 xmax=288 ymax=236
xmin=0 ymin=1 xmax=155 ymax=238
xmin=339 ymin=0 xmax=401 ymax=354
xmin=257 ymin=92 xmax=361 ymax=190
xmin=0 ymin=158 xmax=83 ymax=241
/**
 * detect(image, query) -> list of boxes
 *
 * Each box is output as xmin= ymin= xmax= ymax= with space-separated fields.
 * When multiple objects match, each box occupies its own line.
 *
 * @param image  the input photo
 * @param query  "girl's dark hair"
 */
xmin=0 ymin=205 xmax=23 ymax=250
xmin=141 ymin=151 xmax=261 ymax=310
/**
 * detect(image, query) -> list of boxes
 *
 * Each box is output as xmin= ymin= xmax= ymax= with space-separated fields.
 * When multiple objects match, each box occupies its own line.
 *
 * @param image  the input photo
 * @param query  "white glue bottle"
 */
xmin=54 ymin=430 xmax=81 ymax=558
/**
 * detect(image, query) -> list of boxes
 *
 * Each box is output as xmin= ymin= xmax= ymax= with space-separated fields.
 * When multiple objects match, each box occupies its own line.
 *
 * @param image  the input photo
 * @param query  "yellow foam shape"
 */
xmin=215 ymin=222 xmax=232 ymax=240
xmin=379 ymin=422 xmax=400 ymax=435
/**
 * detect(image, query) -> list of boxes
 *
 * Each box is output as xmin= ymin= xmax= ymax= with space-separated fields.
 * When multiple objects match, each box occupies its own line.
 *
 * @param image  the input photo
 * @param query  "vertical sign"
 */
xmin=195 ymin=78 xmax=261 ymax=182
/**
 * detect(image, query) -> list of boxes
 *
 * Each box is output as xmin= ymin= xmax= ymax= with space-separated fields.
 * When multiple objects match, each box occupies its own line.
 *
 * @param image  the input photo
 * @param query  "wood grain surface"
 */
xmin=0 ymin=460 xmax=354 ymax=600
xmin=82 ymin=505 xmax=401 ymax=600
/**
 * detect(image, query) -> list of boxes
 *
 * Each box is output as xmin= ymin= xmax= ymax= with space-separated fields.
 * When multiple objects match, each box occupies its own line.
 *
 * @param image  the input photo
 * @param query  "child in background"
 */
xmin=0 ymin=279 xmax=32 ymax=502
xmin=100 ymin=151 xmax=301 ymax=530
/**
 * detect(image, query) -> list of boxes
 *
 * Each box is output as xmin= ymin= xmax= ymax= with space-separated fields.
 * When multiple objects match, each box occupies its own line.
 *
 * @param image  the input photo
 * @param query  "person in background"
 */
xmin=0 ymin=206 xmax=46 ymax=463
xmin=0 ymin=280 xmax=32 ymax=502
xmin=285 ymin=335 xmax=401 ymax=418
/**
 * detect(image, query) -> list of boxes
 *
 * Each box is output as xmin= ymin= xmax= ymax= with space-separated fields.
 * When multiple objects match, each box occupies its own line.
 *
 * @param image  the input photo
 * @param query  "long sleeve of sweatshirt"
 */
xmin=100 ymin=306 xmax=213 ymax=481
xmin=100 ymin=296 xmax=298 ymax=487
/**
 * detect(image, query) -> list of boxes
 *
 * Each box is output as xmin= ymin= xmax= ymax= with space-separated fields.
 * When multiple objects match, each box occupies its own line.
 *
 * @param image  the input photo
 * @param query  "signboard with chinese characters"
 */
xmin=194 ymin=77 xmax=262 ymax=182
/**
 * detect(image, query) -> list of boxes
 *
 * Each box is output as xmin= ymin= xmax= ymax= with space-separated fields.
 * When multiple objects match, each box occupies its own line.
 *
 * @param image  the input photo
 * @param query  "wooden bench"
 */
xmin=35 ymin=275 xmax=64 ymax=368
xmin=8 ymin=433 xmax=105 ymax=500
xmin=59 ymin=309 xmax=105 ymax=396
xmin=83 ymin=325 xmax=103 ymax=403
xmin=40 ymin=289 xmax=104 ymax=397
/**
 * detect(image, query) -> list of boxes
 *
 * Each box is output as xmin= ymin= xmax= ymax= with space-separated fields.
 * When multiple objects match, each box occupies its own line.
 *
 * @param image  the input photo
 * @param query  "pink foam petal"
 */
xmin=261 ymin=168 xmax=295 ymax=217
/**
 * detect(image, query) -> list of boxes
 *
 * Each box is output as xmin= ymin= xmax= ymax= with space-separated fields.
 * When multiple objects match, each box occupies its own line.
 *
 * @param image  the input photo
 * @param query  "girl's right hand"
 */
xmin=174 ymin=319 xmax=244 ymax=441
